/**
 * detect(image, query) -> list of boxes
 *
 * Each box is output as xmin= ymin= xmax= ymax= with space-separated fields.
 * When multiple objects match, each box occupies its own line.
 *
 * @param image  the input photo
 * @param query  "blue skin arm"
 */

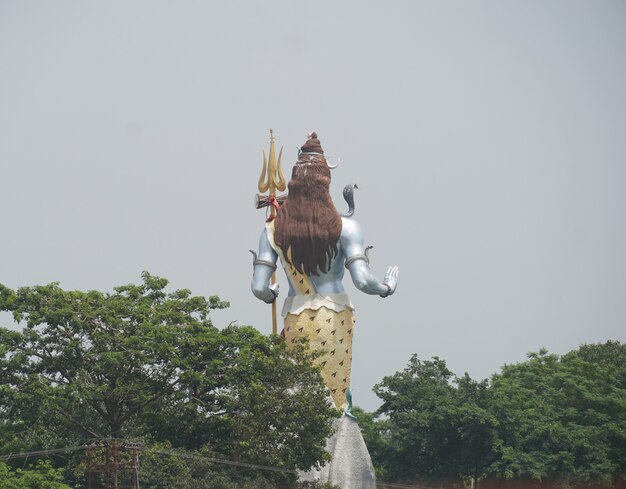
xmin=250 ymin=229 xmax=280 ymax=303
xmin=251 ymin=218 xmax=398 ymax=300
xmin=340 ymin=218 xmax=399 ymax=296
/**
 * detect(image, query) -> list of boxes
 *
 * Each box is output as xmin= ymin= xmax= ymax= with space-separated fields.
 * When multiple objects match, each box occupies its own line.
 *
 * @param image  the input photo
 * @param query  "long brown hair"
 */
xmin=274 ymin=153 xmax=342 ymax=276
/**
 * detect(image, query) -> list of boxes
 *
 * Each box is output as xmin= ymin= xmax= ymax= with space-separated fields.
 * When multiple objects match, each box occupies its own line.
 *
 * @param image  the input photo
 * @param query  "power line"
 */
xmin=0 ymin=445 xmax=89 ymax=461
xmin=0 ymin=444 xmax=437 ymax=489
xmin=147 ymin=448 xmax=297 ymax=475
xmin=149 ymin=448 xmax=439 ymax=488
xmin=0 ymin=444 xmax=296 ymax=476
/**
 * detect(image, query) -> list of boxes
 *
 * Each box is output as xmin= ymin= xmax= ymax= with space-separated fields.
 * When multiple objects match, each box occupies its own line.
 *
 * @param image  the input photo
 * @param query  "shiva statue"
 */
xmin=251 ymin=132 xmax=399 ymax=412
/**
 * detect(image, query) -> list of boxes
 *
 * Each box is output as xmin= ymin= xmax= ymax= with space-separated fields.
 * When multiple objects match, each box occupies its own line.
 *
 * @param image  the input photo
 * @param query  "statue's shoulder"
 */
xmin=340 ymin=217 xmax=364 ymax=244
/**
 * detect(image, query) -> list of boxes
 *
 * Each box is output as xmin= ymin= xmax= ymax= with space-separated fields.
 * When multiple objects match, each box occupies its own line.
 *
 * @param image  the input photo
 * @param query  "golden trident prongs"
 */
xmin=258 ymin=129 xmax=286 ymax=194
xmin=257 ymin=129 xmax=286 ymax=335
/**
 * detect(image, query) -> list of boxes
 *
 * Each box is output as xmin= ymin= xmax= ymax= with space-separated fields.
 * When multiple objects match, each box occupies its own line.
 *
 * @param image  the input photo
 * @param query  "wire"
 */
xmin=0 ymin=444 xmax=437 ymax=489
xmin=147 ymin=448 xmax=297 ymax=475
xmin=0 ymin=445 xmax=89 ymax=461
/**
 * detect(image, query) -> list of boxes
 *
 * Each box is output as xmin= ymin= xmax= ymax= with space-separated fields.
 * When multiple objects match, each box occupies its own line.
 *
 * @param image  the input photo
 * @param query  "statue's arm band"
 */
xmin=254 ymin=259 xmax=277 ymax=271
xmin=344 ymin=254 xmax=369 ymax=269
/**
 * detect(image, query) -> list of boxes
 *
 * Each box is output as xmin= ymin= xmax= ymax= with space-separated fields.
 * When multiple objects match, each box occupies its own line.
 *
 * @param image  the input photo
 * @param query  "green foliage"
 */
xmin=142 ymin=326 xmax=336 ymax=475
xmin=138 ymin=441 xmax=246 ymax=489
xmin=570 ymin=340 xmax=626 ymax=389
xmin=0 ymin=460 xmax=71 ymax=489
xmin=362 ymin=342 xmax=626 ymax=487
xmin=1 ymin=272 xmax=229 ymax=447
xmin=0 ymin=273 xmax=337 ymax=487
xmin=369 ymin=355 xmax=499 ymax=484
xmin=4 ymin=272 xmax=622 ymax=487
xmin=137 ymin=442 xmax=341 ymax=489
xmin=489 ymin=345 xmax=626 ymax=485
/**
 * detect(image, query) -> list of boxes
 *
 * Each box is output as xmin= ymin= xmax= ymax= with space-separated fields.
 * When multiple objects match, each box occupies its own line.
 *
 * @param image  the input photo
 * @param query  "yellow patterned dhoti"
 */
xmin=265 ymin=221 xmax=356 ymax=411
xmin=284 ymin=306 xmax=355 ymax=411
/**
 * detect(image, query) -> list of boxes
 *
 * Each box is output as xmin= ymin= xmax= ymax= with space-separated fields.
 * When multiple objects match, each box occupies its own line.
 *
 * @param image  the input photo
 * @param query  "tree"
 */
xmin=568 ymin=340 xmax=626 ymax=389
xmin=0 ymin=272 xmax=229 ymax=446
xmin=0 ymin=273 xmax=338 ymax=486
xmin=0 ymin=460 xmax=71 ymax=489
xmin=488 ymin=346 xmax=626 ymax=486
xmin=364 ymin=344 xmax=626 ymax=488
xmin=370 ymin=355 xmax=499 ymax=485
xmin=142 ymin=325 xmax=337 ymax=474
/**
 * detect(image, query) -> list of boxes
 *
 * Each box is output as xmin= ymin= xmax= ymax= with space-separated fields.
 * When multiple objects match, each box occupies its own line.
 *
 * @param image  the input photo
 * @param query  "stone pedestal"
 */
xmin=300 ymin=416 xmax=376 ymax=489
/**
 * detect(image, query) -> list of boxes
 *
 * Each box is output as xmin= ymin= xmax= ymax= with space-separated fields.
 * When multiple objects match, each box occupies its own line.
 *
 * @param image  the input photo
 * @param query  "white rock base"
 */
xmin=300 ymin=416 xmax=376 ymax=489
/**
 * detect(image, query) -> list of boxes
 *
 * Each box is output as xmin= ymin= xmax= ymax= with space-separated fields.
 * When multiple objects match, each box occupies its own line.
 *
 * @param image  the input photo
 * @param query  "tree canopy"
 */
xmin=0 ymin=460 xmax=71 ymax=489
xmin=0 ymin=273 xmax=338 ymax=487
xmin=361 ymin=342 xmax=626 ymax=488
xmin=2 ymin=272 xmax=624 ymax=488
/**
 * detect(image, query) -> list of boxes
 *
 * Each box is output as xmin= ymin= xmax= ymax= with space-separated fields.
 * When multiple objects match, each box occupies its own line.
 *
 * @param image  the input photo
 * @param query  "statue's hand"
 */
xmin=269 ymin=283 xmax=279 ymax=296
xmin=381 ymin=265 xmax=399 ymax=297
xmin=263 ymin=283 xmax=280 ymax=304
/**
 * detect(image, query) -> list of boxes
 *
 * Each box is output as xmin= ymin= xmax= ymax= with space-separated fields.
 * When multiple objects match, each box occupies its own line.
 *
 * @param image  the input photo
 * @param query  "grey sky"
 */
xmin=1 ymin=1 xmax=625 ymax=411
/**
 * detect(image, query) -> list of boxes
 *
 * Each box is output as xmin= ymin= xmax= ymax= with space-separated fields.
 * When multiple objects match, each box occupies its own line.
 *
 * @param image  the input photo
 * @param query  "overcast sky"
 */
xmin=1 ymin=1 xmax=625 ymax=411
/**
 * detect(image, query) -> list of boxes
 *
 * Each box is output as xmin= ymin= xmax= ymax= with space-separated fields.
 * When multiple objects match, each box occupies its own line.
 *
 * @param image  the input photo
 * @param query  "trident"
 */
xmin=256 ymin=129 xmax=286 ymax=334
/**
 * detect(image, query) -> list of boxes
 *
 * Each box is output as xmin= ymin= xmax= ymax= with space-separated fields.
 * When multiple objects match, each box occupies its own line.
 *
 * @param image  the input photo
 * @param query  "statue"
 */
xmin=251 ymin=131 xmax=398 ymax=411
xmin=251 ymin=131 xmax=398 ymax=488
